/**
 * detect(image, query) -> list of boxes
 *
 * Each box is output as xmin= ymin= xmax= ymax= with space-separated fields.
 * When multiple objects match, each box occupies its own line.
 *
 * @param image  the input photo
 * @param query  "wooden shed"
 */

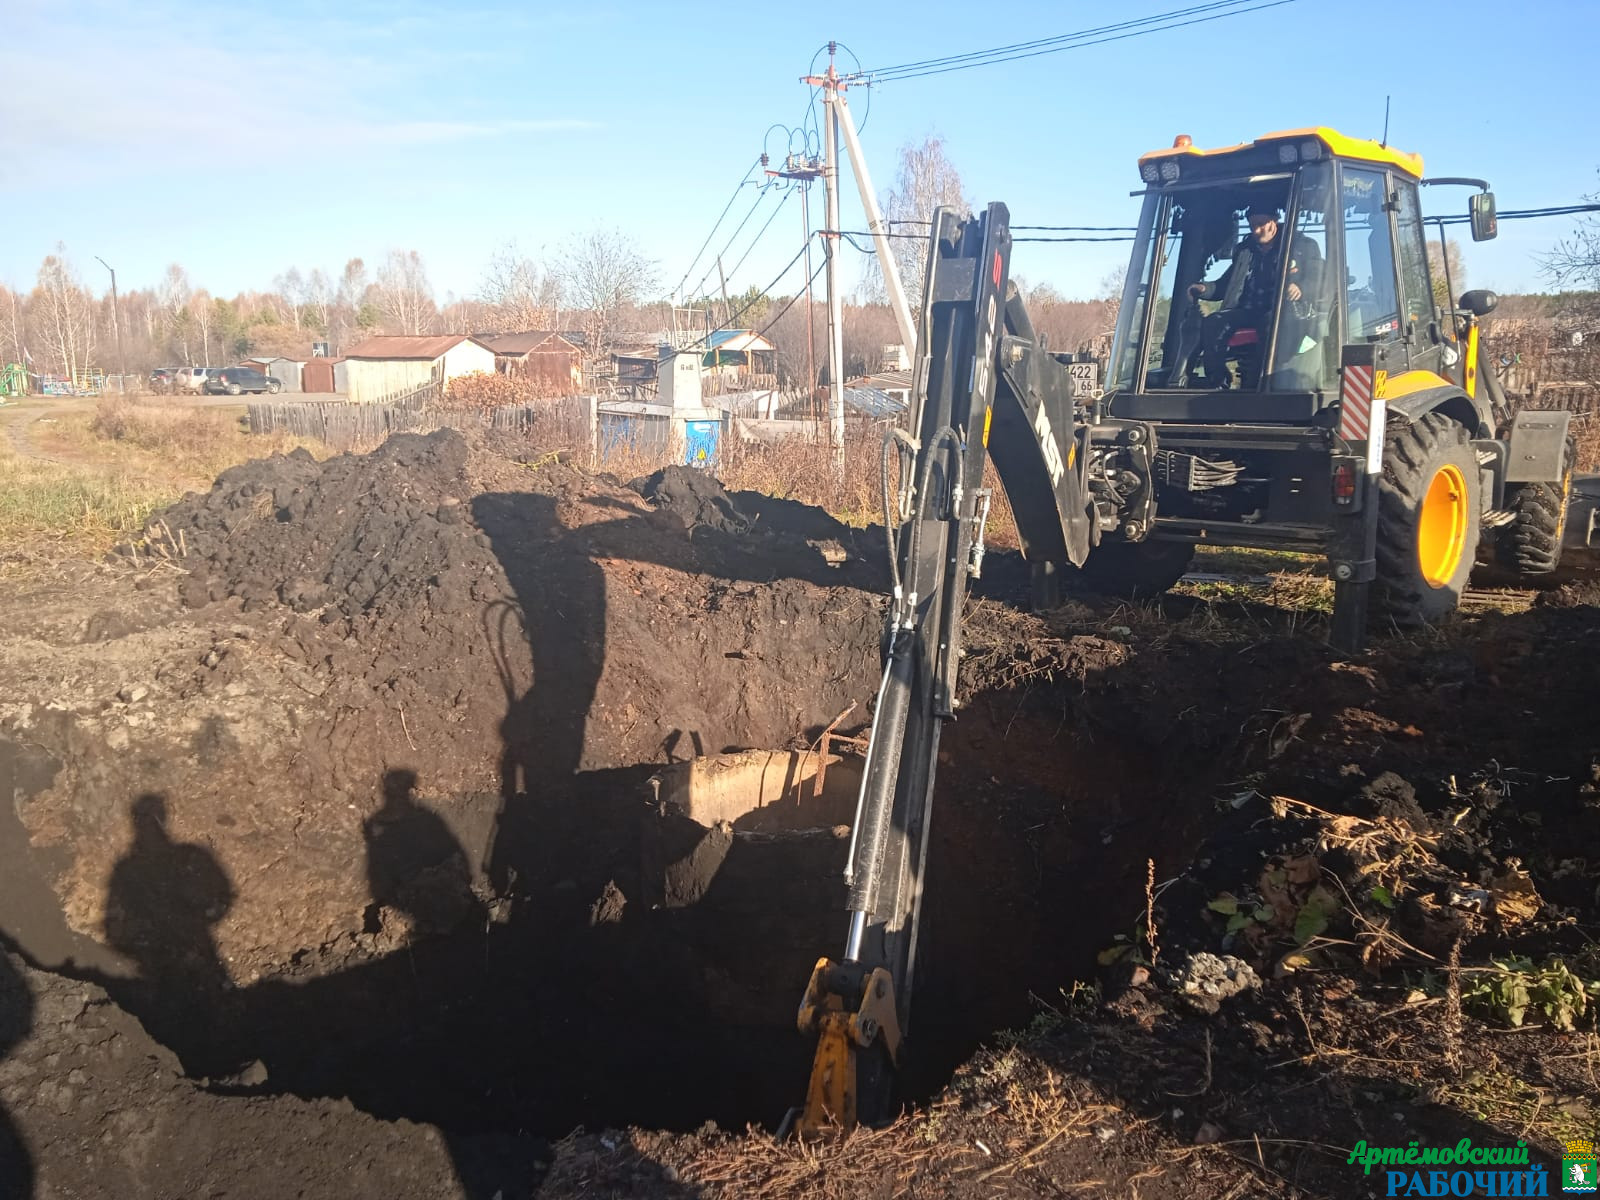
xmin=300 ymin=357 xmax=346 ymax=394
xmin=341 ymin=335 xmax=495 ymax=404
xmin=480 ymin=331 xmax=584 ymax=395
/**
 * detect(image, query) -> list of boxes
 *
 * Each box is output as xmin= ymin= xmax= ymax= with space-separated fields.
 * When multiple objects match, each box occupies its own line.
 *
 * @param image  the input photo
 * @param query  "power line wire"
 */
xmin=673 ymin=155 xmax=763 ymax=300
xmin=857 ymin=0 xmax=1299 ymax=81
xmin=860 ymin=0 xmax=1261 ymax=77
xmin=724 ymin=187 xmax=799 ymax=291
xmin=1426 ymin=203 xmax=1600 ymax=226
xmin=754 ymin=258 xmax=829 ymax=344
xmin=688 ymin=182 xmax=786 ymax=300
xmin=673 ymin=236 xmax=818 ymax=356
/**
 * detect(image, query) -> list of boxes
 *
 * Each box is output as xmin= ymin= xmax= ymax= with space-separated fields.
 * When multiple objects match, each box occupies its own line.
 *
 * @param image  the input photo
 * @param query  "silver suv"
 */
xmin=172 ymin=366 xmax=220 ymax=393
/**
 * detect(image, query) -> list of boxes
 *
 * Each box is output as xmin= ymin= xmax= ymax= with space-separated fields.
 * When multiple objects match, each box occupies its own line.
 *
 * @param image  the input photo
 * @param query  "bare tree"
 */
xmin=1100 ymin=265 xmax=1128 ymax=332
xmin=1541 ymin=173 xmax=1600 ymax=292
xmin=334 ymin=258 xmax=369 ymax=349
xmin=374 ymin=250 xmax=436 ymax=335
xmin=305 ymin=268 xmax=332 ymax=333
xmin=1025 ymin=283 xmax=1114 ymax=355
xmin=0 ymin=285 xmax=24 ymax=367
xmin=189 ymin=290 xmax=214 ymax=365
xmin=160 ymin=264 xmax=194 ymax=363
xmin=1427 ymin=239 xmax=1466 ymax=306
xmin=763 ymin=290 xmax=815 ymax=389
xmin=862 ymin=136 xmax=970 ymax=313
xmin=841 ymin=303 xmax=900 ymax=380
xmin=479 ymin=242 xmax=561 ymax=332
xmin=557 ymin=228 xmax=657 ymax=361
xmin=31 ymin=247 xmax=97 ymax=382
xmin=273 ymin=267 xmax=307 ymax=330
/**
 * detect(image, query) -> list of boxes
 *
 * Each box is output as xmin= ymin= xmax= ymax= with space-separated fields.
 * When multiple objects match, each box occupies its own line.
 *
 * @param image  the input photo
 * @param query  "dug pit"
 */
xmin=0 ymin=433 xmax=1237 ymax=1154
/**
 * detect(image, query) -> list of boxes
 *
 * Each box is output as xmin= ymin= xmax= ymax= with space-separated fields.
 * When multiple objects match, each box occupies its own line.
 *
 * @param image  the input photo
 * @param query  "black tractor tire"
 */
xmin=1497 ymin=436 xmax=1576 ymax=576
xmin=1373 ymin=412 xmax=1481 ymax=627
xmin=1075 ymin=539 xmax=1195 ymax=599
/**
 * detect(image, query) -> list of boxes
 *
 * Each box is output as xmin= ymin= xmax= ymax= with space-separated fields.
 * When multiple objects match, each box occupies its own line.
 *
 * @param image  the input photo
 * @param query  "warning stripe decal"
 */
xmin=1340 ymin=364 xmax=1373 ymax=441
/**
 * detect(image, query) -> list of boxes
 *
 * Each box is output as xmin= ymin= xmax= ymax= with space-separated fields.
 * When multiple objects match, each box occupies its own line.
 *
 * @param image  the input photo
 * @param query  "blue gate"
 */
xmin=684 ymin=419 xmax=720 ymax=468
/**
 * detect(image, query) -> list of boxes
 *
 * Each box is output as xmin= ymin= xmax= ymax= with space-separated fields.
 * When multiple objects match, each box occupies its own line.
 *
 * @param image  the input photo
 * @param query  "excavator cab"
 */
xmin=1111 ymin=130 xmax=1433 ymax=411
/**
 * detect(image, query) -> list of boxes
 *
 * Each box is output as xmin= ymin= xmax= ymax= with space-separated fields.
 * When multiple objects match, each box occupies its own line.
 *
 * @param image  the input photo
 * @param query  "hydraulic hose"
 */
xmin=845 ymin=426 xmax=962 ymax=929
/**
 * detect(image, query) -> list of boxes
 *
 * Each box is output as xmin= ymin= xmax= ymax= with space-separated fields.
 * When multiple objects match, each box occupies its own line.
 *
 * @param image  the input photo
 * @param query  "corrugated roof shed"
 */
xmin=706 ymin=330 xmax=775 ymax=353
xmin=343 ymin=335 xmax=490 ymax=360
xmin=844 ymin=388 xmax=908 ymax=418
xmin=481 ymin=331 xmax=575 ymax=356
xmin=846 ymin=369 xmax=914 ymax=391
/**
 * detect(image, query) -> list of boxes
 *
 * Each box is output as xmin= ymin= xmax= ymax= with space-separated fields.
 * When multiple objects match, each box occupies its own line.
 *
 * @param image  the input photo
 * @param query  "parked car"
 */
xmin=204 ymin=367 xmax=282 ymax=396
xmin=172 ymin=366 xmax=221 ymax=392
xmin=148 ymin=367 xmax=179 ymax=393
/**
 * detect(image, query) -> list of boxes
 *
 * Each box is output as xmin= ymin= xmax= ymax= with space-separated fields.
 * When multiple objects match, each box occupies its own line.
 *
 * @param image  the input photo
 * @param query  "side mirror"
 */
xmin=1469 ymin=192 xmax=1497 ymax=242
xmin=1459 ymin=289 xmax=1498 ymax=317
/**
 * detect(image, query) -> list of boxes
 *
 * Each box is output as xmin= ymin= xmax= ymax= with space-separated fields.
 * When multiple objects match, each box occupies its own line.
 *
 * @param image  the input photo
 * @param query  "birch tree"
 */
xmin=556 ymin=228 xmax=656 ymax=360
xmin=869 ymin=137 xmax=970 ymax=312
xmin=31 ymin=248 xmax=97 ymax=381
xmin=374 ymin=249 xmax=436 ymax=335
xmin=160 ymin=264 xmax=194 ymax=363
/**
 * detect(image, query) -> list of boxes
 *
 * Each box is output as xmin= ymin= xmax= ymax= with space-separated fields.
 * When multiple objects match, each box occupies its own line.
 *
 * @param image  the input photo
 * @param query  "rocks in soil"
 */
xmin=1173 ymin=952 xmax=1262 ymax=1013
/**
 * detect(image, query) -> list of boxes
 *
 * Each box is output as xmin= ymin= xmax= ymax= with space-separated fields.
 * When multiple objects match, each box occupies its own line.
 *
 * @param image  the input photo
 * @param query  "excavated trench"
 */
xmin=3 ymin=700 xmax=1216 ymax=1143
xmin=0 ymin=435 xmax=1241 ymax=1154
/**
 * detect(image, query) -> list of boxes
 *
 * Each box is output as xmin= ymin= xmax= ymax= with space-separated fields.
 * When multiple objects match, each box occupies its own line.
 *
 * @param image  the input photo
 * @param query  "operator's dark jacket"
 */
xmin=1194 ymin=231 xmax=1323 ymax=317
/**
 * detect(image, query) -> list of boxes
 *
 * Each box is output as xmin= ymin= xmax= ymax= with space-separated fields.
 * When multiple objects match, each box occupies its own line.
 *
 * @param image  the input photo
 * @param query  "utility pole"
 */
xmin=94 ymin=256 xmax=127 ymax=392
xmin=820 ymin=43 xmax=847 ymax=469
xmin=834 ymin=91 xmax=916 ymax=354
xmin=801 ymin=180 xmax=816 ymax=419
xmin=765 ymin=134 xmax=826 ymax=422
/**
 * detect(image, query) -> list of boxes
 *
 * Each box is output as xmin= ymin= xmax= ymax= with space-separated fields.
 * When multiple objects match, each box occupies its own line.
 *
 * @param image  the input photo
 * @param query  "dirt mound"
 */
xmin=1536 ymin=578 xmax=1600 ymax=608
xmin=131 ymin=430 xmax=482 ymax=617
xmin=634 ymin=464 xmax=751 ymax=534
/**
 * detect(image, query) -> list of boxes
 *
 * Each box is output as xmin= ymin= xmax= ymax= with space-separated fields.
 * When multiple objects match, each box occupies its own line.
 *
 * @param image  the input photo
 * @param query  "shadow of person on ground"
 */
xmin=472 ymin=493 xmax=608 ymax=914
xmin=0 ymin=952 xmax=34 ymax=1199
xmin=103 ymin=794 xmax=236 ymax=1075
xmin=363 ymin=769 xmax=484 ymax=940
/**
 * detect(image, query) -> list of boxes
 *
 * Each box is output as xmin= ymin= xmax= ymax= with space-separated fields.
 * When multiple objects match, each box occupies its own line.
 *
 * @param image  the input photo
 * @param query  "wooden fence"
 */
xmin=246 ymin=400 xmax=435 ymax=448
xmin=247 ymin=394 xmax=598 ymax=456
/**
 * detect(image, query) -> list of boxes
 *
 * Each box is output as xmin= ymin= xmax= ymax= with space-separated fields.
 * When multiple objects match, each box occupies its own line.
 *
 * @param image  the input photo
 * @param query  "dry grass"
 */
xmin=1575 ymin=414 xmax=1600 ymax=472
xmin=0 ymin=434 xmax=175 ymax=556
xmin=0 ymin=399 xmax=325 ymax=557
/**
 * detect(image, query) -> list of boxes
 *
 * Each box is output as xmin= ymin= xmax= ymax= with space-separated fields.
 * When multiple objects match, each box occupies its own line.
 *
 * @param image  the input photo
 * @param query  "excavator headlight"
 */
xmin=1159 ymin=160 xmax=1180 ymax=182
xmin=1300 ymin=140 xmax=1322 ymax=161
xmin=1277 ymin=143 xmax=1298 ymax=164
xmin=1140 ymin=162 xmax=1160 ymax=183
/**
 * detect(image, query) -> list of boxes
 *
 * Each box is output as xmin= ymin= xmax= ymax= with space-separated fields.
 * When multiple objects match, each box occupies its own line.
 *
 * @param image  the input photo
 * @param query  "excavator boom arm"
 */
xmin=795 ymin=203 xmax=1092 ymax=1133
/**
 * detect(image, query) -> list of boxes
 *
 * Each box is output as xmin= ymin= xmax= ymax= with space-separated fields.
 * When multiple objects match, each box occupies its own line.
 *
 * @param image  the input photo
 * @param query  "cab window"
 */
xmin=1269 ymin=160 xmax=1334 ymax=391
xmin=1341 ymin=166 xmax=1401 ymax=341
xmin=1393 ymin=178 xmax=1434 ymax=328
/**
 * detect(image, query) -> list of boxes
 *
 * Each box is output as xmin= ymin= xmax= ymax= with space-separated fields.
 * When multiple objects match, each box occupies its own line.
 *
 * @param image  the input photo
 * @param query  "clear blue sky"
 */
xmin=4 ymin=0 xmax=1594 ymax=305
